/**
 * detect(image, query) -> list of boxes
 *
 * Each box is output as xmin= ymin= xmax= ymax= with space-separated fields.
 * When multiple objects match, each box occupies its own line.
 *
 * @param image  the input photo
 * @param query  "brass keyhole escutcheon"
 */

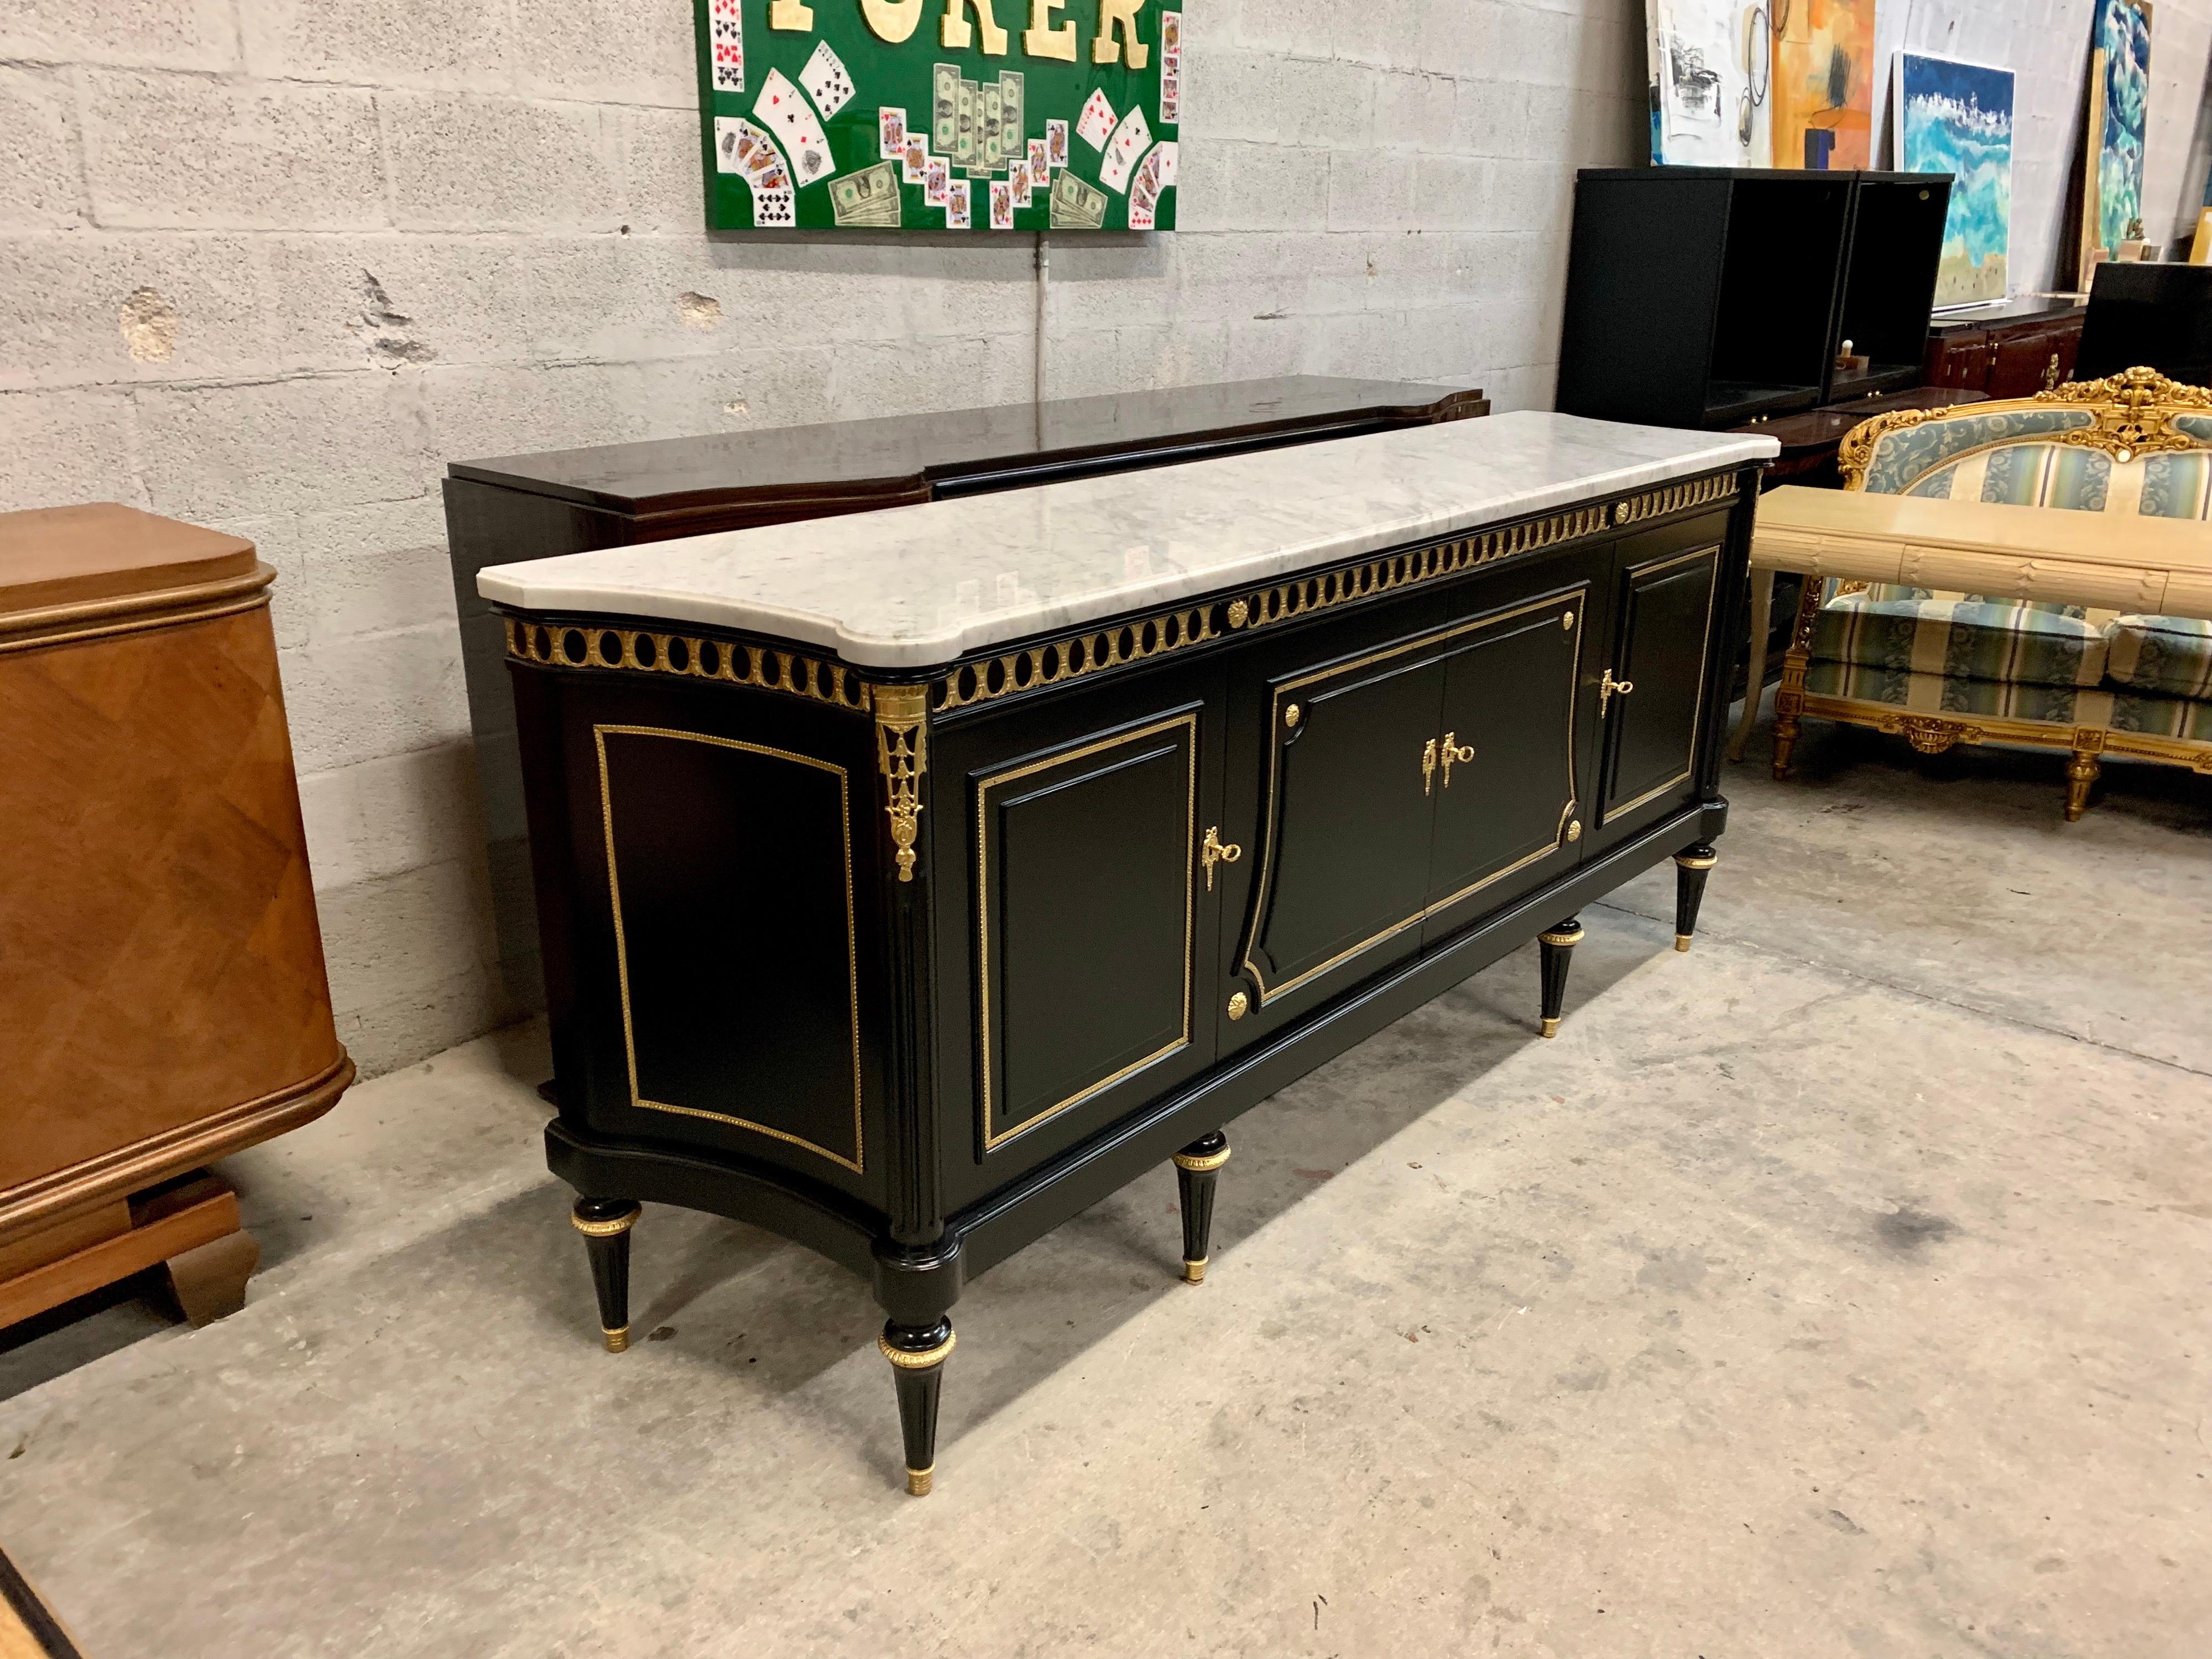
xmin=1599 ymin=669 xmax=1635 ymax=714
xmin=1438 ymin=731 xmax=1474 ymax=788
xmin=1567 ymin=818 xmax=1583 ymax=842
xmin=1562 ymin=610 xmax=1575 ymax=631
xmin=1200 ymin=826 xmax=1242 ymax=891
xmin=1284 ymin=703 xmax=1301 ymax=729
xmin=1226 ymin=990 xmax=1249 ymax=1021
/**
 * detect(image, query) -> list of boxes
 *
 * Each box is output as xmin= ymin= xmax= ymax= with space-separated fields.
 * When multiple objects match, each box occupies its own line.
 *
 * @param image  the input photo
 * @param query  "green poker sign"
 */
xmin=696 ymin=0 xmax=1181 ymax=231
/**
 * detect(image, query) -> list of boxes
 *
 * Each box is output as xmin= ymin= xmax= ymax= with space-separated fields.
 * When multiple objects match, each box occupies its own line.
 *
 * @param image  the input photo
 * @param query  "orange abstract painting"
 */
xmin=1772 ymin=0 xmax=1875 ymax=169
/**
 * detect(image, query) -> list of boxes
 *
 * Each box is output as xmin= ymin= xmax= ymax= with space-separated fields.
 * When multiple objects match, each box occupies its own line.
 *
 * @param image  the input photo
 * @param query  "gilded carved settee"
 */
xmin=1773 ymin=368 xmax=2212 ymax=818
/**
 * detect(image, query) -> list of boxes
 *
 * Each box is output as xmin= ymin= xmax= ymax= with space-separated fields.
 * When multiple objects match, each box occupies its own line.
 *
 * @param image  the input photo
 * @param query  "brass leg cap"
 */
xmin=1540 ymin=1017 xmax=1560 ymax=1039
xmin=1182 ymin=1257 xmax=1207 ymax=1285
xmin=905 ymin=1465 xmax=934 ymax=1497
xmin=603 ymin=1326 xmax=630 ymax=1353
xmin=1675 ymin=934 xmax=1692 ymax=953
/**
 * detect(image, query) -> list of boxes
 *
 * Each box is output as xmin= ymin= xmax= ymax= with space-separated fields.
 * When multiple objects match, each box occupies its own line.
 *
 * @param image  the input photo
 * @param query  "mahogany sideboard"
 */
xmin=0 ymin=506 xmax=353 ymax=1331
xmin=480 ymin=413 xmax=1776 ymax=1495
xmin=1923 ymin=297 xmax=2086 ymax=399
xmin=445 ymin=377 xmax=1491 ymax=1009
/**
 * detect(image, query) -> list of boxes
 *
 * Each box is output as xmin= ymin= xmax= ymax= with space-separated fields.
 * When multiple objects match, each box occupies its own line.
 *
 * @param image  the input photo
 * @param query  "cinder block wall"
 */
xmin=1 ymin=0 xmax=2201 ymax=1077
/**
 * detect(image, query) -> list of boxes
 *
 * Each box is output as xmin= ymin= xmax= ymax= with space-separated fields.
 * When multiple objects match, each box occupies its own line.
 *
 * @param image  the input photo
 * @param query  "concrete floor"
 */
xmin=4 ymin=710 xmax=2208 ymax=1658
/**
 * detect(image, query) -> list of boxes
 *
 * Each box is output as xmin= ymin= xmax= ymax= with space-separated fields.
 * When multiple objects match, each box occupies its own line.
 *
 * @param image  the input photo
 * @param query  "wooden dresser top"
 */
xmin=1 ymin=504 xmax=257 ymax=616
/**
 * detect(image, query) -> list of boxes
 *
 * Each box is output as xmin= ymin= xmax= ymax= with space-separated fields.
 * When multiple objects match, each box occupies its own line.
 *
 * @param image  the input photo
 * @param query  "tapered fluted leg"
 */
xmin=1172 ymin=1132 xmax=1230 ymax=1284
xmin=1537 ymin=917 xmax=1583 ymax=1038
xmin=1673 ymin=844 xmax=1718 ymax=951
xmin=571 ymin=1198 xmax=640 ymax=1352
xmin=880 ymin=1318 xmax=956 ymax=1496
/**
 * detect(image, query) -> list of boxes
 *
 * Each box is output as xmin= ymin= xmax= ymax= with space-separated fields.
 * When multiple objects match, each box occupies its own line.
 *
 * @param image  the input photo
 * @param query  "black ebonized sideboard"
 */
xmin=482 ymin=419 xmax=1771 ymax=1495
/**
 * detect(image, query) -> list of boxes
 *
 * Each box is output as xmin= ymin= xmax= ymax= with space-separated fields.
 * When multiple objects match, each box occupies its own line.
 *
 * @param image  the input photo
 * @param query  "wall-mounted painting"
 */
xmin=1646 ymin=0 xmax=1770 ymax=168
xmin=1892 ymin=51 xmax=2013 ymax=309
xmin=2077 ymin=0 xmax=2153 ymax=273
xmin=1772 ymin=0 xmax=1874 ymax=169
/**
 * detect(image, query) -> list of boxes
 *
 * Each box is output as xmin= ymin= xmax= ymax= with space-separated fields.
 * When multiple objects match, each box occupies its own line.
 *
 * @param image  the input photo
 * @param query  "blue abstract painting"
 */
xmin=1892 ymin=51 xmax=2013 ymax=308
xmin=2084 ymin=0 xmax=2152 ymax=264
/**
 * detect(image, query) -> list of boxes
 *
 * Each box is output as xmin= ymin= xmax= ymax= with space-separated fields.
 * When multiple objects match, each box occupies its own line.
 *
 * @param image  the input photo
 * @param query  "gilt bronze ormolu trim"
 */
xmin=873 ymin=684 xmax=929 ymax=884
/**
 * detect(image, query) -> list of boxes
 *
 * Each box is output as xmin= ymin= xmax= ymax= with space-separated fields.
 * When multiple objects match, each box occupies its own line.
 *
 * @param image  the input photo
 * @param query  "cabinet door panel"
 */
xmin=1422 ymin=587 xmax=1587 ymax=931
xmin=1241 ymin=652 xmax=1444 ymax=1006
xmin=1599 ymin=543 xmax=1721 ymax=829
xmin=977 ymin=714 xmax=1198 ymax=1153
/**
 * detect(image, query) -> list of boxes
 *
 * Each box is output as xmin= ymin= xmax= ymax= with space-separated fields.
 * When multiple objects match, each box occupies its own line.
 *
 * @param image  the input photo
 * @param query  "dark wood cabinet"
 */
xmin=491 ymin=432 xmax=1766 ymax=1495
xmin=1922 ymin=299 xmax=2086 ymax=399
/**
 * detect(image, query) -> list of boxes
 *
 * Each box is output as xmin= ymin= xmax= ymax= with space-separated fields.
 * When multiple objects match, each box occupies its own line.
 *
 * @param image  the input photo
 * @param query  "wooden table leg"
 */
xmin=1729 ymin=567 xmax=1776 ymax=763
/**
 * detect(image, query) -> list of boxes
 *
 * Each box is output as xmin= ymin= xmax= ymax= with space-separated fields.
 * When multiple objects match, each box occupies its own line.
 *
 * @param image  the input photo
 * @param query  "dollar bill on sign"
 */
xmin=982 ymin=82 xmax=1003 ymax=171
xmin=999 ymin=70 xmax=1024 ymax=161
xmin=1048 ymin=168 xmax=1107 ymax=229
xmin=932 ymin=63 xmax=959 ymax=154
xmin=830 ymin=161 xmax=902 ymax=227
xmin=955 ymin=77 xmax=978 ymax=169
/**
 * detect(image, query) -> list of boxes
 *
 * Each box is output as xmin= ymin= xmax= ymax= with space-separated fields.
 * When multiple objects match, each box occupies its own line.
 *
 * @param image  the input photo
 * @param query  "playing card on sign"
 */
xmin=924 ymin=155 xmax=949 ymax=205
xmin=1046 ymin=119 xmax=1068 ymax=169
xmin=800 ymin=40 xmax=855 ymax=122
xmin=752 ymin=185 xmax=795 ymax=228
xmin=1100 ymin=106 xmax=1150 ymax=192
xmin=945 ymin=178 xmax=970 ymax=229
xmin=713 ymin=116 xmax=748 ymax=173
xmin=989 ymin=179 xmax=1014 ymax=230
xmin=1075 ymin=88 xmax=1115 ymax=151
xmin=1154 ymin=140 xmax=1177 ymax=187
xmin=1028 ymin=137 xmax=1048 ymax=175
xmin=903 ymin=136 xmax=927 ymax=184
xmin=709 ymin=0 xmax=744 ymax=92
xmin=878 ymin=107 xmax=905 ymax=160
xmin=755 ymin=69 xmax=832 ymax=186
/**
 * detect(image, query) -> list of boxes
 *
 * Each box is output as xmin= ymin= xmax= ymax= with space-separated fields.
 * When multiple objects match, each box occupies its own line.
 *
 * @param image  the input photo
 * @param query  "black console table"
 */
xmin=479 ymin=413 xmax=1776 ymax=1495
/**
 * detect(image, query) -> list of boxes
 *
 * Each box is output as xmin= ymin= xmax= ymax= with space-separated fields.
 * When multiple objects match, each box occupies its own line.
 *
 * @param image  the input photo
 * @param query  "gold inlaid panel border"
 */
xmin=1599 ymin=545 xmax=1721 ymax=827
xmin=1240 ymin=587 xmax=1589 ymax=1007
xmin=594 ymin=723 xmax=865 ymax=1175
xmin=975 ymin=713 xmax=1199 ymax=1152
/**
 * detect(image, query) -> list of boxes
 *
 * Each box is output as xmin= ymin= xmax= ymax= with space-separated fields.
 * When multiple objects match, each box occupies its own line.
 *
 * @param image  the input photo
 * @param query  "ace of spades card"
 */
xmin=1074 ymin=89 xmax=1116 ymax=152
xmin=755 ymin=69 xmax=832 ymax=187
xmin=799 ymin=39 xmax=855 ymax=122
xmin=1100 ymin=106 xmax=1151 ymax=193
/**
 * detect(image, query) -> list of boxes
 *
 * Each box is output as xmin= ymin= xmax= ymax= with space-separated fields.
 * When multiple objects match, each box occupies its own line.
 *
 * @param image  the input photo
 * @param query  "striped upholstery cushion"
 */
xmin=2104 ymin=614 xmax=2212 ymax=697
xmin=1803 ymin=659 xmax=2212 ymax=742
xmin=1905 ymin=444 xmax=2127 ymax=512
xmin=1811 ymin=586 xmax=2112 ymax=688
xmin=2141 ymin=452 xmax=2212 ymax=519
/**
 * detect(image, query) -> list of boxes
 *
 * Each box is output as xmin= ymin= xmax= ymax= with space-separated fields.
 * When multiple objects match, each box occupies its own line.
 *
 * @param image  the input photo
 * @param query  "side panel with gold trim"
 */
xmin=930 ymin=658 xmax=1229 ymax=1211
xmin=519 ymin=663 xmax=893 ymax=1211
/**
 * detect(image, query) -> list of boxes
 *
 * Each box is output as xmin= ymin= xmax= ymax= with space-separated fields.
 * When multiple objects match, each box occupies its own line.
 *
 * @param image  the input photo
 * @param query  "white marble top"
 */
xmin=478 ymin=411 xmax=1778 ymax=669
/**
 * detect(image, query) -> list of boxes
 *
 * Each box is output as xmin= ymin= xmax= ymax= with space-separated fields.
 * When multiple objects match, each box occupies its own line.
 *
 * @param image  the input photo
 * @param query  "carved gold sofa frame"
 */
xmin=1772 ymin=369 xmax=2212 ymax=819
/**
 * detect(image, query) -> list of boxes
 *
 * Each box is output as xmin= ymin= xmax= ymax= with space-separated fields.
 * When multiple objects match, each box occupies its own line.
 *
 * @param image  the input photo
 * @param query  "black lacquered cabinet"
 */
xmin=492 ymin=437 xmax=1765 ymax=1496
